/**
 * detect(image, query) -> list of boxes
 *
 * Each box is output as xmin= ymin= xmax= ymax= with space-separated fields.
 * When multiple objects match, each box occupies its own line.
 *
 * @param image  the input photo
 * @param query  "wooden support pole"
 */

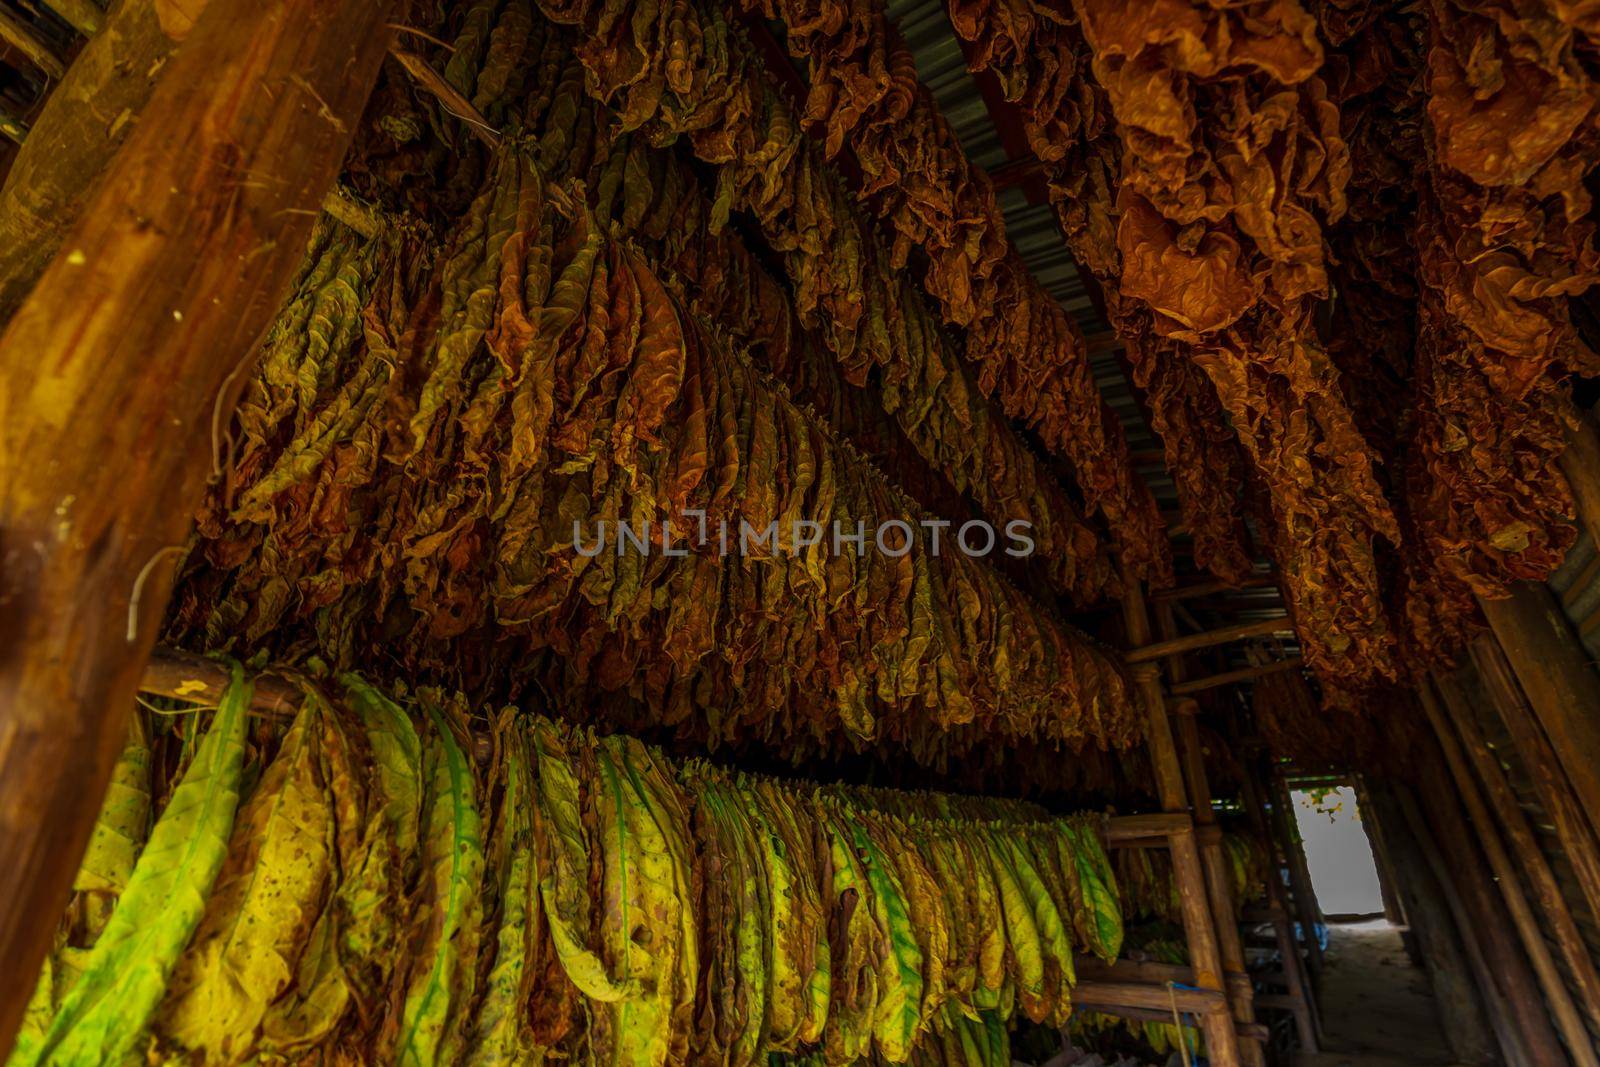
xmin=1435 ymin=666 xmax=1600 ymax=1025
xmin=1413 ymin=748 xmax=1568 ymax=1065
xmin=1419 ymin=679 xmax=1600 ymax=1064
xmin=1479 ymin=581 xmax=1600 ymax=840
xmin=1157 ymin=604 xmax=1263 ymax=1067
xmin=0 ymin=0 xmax=396 ymax=1051
xmin=1350 ymin=776 xmax=1405 ymax=927
xmin=1169 ymin=656 xmax=1303 ymax=696
xmin=1072 ymin=980 xmax=1227 ymax=1016
xmin=1268 ymin=776 xmax=1326 ymax=984
xmin=1469 ymin=634 xmax=1600 ymax=929
xmin=1237 ymin=755 xmax=1322 ymax=1050
xmin=1560 ymin=405 xmax=1600 ymax=550
xmin=1124 ymin=616 xmax=1292 ymax=663
xmin=1121 ymin=567 xmax=1243 ymax=1067
xmin=0 ymin=6 xmax=66 ymax=79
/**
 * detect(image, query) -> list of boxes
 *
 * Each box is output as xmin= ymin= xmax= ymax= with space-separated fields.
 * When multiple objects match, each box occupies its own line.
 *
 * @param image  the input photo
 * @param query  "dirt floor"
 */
xmin=1291 ymin=919 xmax=1470 ymax=1067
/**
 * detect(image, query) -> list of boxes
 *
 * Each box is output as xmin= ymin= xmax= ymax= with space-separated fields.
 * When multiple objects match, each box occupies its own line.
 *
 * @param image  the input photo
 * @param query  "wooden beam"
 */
xmin=1421 ymin=678 xmax=1600 ymax=1061
xmin=0 ymin=6 xmax=65 ymax=79
xmin=39 ymin=0 xmax=104 ymax=37
xmin=1170 ymin=656 xmax=1304 ymax=696
xmin=1073 ymin=956 xmax=1255 ymax=1008
xmin=0 ymin=0 xmax=204 ymax=321
xmin=1478 ymin=582 xmax=1600 ymax=838
xmin=1150 ymin=573 xmax=1275 ymax=602
xmin=1125 ymin=616 xmax=1292 ymax=663
xmin=1560 ymin=405 xmax=1600 ymax=550
xmin=1072 ymin=979 xmax=1227 ymax=1016
xmin=1105 ymin=813 xmax=1193 ymax=842
xmin=0 ymin=0 xmax=395 ymax=1051
xmin=1469 ymin=635 xmax=1600 ymax=929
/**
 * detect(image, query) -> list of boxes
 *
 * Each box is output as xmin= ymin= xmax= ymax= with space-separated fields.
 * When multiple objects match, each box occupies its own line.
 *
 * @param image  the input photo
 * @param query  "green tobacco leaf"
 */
xmin=393 ymin=697 xmax=485 ymax=1067
xmin=533 ymin=721 xmax=640 ymax=1003
xmin=465 ymin=725 xmax=542 ymax=1066
xmin=72 ymin=718 xmax=152 ymax=932
xmin=1065 ymin=821 xmax=1123 ymax=962
xmin=20 ymin=665 xmax=250 ymax=1067
xmin=852 ymin=820 xmax=923 ymax=1062
xmin=154 ymin=695 xmax=334 ymax=1060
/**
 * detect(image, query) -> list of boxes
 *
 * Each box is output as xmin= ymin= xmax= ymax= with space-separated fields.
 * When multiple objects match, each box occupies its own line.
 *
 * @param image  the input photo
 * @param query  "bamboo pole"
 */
xmin=0 ymin=0 xmax=396 ymax=1051
xmin=1169 ymin=656 xmax=1303 ymax=696
xmin=1469 ymin=634 xmax=1600 ymax=929
xmin=1478 ymin=581 xmax=1600 ymax=841
xmin=140 ymin=646 xmax=302 ymax=716
xmin=1420 ymin=679 xmax=1600 ymax=1063
xmin=1124 ymin=616 xmax=1292 ymax=663
xmin=1414 ymin=747 xmax=1569 ymax=1066
xmin=1121 ymin=567 xmax=1243 ymax=1067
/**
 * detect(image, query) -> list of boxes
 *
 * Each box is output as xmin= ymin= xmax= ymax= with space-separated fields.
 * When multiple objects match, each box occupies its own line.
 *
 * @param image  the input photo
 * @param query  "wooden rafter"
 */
xmin=0 ymin=0 xmax=397 ymax=1049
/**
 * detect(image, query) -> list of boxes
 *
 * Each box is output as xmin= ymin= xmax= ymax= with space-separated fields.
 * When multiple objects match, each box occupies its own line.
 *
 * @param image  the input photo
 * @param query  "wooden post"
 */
xmin=1478 ymin=581 xmax=1600 ymax=838
xmin=1269 ymin=776 xmax=1326 ymax=983
xmin=1419 ymin=679 xmax=1600 ymax=1063
xmin=1155 ymin=604 xmax=1263 ymax=1067
xmin=0 ymin=0 xmax=396 ymax=1051
xmin=1350 ymin=776 xmax=1405 ymax=926
xmin=1470 ymin=634 xmax=1600 ymax=929
xmin=1560 ymin=405 xmax=1600 ymax=549
xmin=1413 ymin=745 xmax=1569 ymax=1065
xmin=1365 ymin=781 xmax=1505 ymax=1066
xmin=1121 ymin=570 xmax=1243 ymax=1067
xmin=1236 ymin=758 xmax=1321 ymax=1051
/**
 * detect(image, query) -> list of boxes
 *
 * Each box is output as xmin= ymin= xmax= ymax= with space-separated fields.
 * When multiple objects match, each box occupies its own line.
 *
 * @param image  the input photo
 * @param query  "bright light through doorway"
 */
xmin=1291 ymin=785 xmax=1386 ymax=918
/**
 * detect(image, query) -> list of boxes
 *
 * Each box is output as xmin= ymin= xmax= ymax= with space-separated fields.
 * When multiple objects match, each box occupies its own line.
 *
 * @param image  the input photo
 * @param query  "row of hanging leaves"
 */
xmin=519 ymin=0 xmax=1173 ymax=584
xmin=169 ymin=146 xmax=1142 ymax=782
xmin=13 ymin=665 xmax=1124 ymax=1067
xmin=945 ymin=0 xmax=1600 ymax=693
xmin=429 ymin=13 xmax=1120 ymax=606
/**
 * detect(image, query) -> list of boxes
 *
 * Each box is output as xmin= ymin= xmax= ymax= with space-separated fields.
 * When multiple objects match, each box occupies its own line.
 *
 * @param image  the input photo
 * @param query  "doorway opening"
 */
xmin=1290 ymin=783 xmax=1386 ymax=919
